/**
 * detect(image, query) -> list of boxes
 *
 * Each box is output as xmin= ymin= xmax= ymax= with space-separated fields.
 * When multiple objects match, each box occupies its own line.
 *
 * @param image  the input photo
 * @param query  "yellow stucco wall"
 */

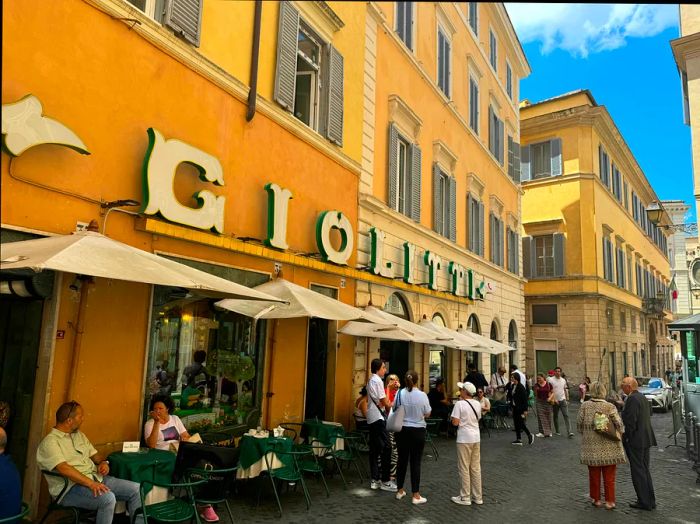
xmin=2 ymin=0 xmax=360 ymax=441
xmin=680 ymin=4 xmax=700 ymax=37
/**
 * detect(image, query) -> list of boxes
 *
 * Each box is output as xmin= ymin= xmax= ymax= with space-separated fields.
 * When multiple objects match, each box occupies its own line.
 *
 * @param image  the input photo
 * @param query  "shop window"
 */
xmin=532 ymin=304 xmax=557 ymax=325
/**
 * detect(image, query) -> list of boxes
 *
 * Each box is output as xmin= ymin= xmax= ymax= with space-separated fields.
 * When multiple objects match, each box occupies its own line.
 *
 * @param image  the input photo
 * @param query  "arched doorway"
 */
xmin=428 ymin=313 xmax=447 ymax=388
xmin=489 ymin=320 xmax=500 ymax=376
xmin=508 ymin=320 xmax=518 ymax=370
xmin=465 ymin=314 xmax=481 ymax=371
xmin=648 ymin=322 xmax=657 ymax=376
xmin=381 ymin=293 xmax=411 ymax=384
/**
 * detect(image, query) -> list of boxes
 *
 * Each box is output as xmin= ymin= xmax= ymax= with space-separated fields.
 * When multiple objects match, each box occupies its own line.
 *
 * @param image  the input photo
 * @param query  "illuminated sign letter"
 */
xmin=316 ymin=211 xmax=354 ymax=265
xmin=448 ymin=262 xmax=464 ymax=296
xmin=423 ymin=251 xmax=441 ymax=291
xmin=264 ymin=183 xmax=293 ymax=250
xmin=403 ymin=242 xmax=416 ymax=284
xmin=466 ymin=269 xmax=474 ymax=299
xmin=142 ymin=128 xmax=225 ymax=233
xmin=369 ymin=228 xmax=393 ymax=278
xmin=1 ymin=94 xmax=90 ymax=156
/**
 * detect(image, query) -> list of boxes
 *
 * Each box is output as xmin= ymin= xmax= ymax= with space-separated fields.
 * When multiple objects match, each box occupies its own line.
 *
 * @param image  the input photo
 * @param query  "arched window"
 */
xmin=508 ymin=320 xmax=518 ymax=369
xmin=383 ymin=292 xmax=410 ymax=320
xmin=429 ymin=313 xmax=446 ymax=388
xmin=467 ymin=314 xmax=481 ymax=334
xmin=490 ymin=320 xmax=500 ymax=375
xmin=432 ymin=313 xmax=446 ymax=326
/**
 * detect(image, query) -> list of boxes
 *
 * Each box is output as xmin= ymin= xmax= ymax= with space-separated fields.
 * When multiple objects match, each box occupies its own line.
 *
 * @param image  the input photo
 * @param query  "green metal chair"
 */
xmin=329 ymin=430 xmax=366 ymax=488
xmin=38 ymin=470 xmax=97 ymax=524
xmin=259 ymin=440 xmax=311 ymax=518
xmin=186 ymin=466 xmax=238 ymax=524
xmin=131 ymin=478 xmax=206 ymax=524
xmin=294 ymin=441 xmax=331 ymax=497
xmin=425 ymin=419 xmax=441 ymax=460
xmin=0 ymin=502 xmax=30 ymax=523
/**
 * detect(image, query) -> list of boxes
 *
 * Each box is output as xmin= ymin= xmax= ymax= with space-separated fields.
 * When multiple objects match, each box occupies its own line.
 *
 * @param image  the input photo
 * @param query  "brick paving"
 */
xmin=224 ymin=404 xmax=700 ymax=523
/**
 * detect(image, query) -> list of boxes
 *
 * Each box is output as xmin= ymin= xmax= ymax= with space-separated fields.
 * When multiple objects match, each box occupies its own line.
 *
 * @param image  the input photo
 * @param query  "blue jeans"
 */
xmin=60 ymin=475 xmax=143 ymax=524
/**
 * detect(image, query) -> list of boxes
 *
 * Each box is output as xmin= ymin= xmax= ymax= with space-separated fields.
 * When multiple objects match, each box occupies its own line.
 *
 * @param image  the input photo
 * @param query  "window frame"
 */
xmin=468 ymin=2 xmax=478 ymax=36
xmin=506 ymin=60 xmax=513 ymax=100
xmin=436 ymin=168 xmax=450 ymax=237
xmin=531 ymin=140 xmax=552 ymax=179
xmin=437 ymin=25 xmax=452 ymax=98
xmin=534 ymin=234 xmax=555 ymax=278
xmin=489 ymin=27 xmax=498 ymax=73
xmin=532 ymin=304 xmax=558 ymax=325
xmin=395 ymin=1 xmax=415 ymax=51
xmin=395 ymin=135 xmax=411 ymax=215
xmin=469 ymin=72 xmax=479 ymax=134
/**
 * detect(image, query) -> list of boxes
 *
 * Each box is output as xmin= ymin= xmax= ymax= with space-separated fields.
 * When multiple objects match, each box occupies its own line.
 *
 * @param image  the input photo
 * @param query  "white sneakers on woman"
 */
xmin=396 ymin=491 xmax=427 ymax=504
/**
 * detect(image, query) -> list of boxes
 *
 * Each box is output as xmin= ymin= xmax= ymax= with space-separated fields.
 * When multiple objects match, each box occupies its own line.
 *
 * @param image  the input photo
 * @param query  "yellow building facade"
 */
xmin=521 ymin=91 xmax=673 ymax=390
xmin=2 ymin=0 xmax=366 ymax=510
xmin=355 ymin=2 xmax=529 ymax=391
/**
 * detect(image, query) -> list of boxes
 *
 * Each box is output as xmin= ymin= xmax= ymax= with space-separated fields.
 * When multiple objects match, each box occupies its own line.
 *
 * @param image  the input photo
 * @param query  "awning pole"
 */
xmin=264 ymin=319 xmax=278 ymax=428
xmin=67 ymin=276 xmax=92 ymax=401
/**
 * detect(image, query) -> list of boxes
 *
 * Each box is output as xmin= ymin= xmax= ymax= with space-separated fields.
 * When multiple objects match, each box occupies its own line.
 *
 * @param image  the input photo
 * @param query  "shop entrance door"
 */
xmin=305 ymin=318 xmax=329 ymax=421
xmin=0 ymin=296 xmax=44 ymax=482
xmin=535 ymin=351 xmax=558 ymax=375
xmin=380 ymin=340 xmax=409 ymax=385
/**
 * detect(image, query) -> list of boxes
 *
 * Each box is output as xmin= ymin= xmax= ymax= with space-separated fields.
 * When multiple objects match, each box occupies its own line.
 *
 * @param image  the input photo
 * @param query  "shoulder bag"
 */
xmin=465 ymin=399 xmax=481 ymax=421
xmin=386 ymin=389 xmax=405 ymax=432
xmin=593 ymin=403 xmax=621 ymax=441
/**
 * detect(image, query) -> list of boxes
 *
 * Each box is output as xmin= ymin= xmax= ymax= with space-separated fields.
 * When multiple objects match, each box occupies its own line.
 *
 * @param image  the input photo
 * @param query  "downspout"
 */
xmin=246 ymin=0 xmax=263 ymax=122
xmin=264 ymin=319 xmax=278 ymax=428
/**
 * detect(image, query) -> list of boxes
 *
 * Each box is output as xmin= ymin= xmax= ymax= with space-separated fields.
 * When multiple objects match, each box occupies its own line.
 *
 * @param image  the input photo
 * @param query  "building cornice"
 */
xmin=83 ymin=0 xmax=361 ymax=178
xmin=671 ymin=32 xmax=700 ymax=71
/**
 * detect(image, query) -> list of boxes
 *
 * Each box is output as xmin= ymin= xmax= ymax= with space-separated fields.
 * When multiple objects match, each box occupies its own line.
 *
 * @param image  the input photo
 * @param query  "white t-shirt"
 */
xmin=490 ymin=373 xmax=507 ymax=388
xmin=547 ymin=376 xmax=568 ymax=401
xmin=451 ymin=399 xmax=481 ymax=444
xmin=144 ymin=415 xmax=187 ymax=450
xmin=366 ymin=374 xmax=386 ymax=424
xmin=479 ymin=396 xmax=491 ymax=412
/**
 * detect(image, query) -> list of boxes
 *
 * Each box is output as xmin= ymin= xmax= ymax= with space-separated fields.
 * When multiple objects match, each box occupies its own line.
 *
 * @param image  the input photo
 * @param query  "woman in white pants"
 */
xmin=450 ymin=382 xmax=483 ymax=506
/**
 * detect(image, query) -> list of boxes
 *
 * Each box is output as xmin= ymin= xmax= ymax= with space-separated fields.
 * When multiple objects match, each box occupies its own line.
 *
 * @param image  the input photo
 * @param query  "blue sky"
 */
xmin=506 ymin=4 xmax=694 ymax=223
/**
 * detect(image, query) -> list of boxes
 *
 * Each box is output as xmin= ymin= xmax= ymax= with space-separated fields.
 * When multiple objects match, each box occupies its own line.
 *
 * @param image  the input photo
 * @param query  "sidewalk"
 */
xmin=225 ymin=403 xmax=700 ymax=523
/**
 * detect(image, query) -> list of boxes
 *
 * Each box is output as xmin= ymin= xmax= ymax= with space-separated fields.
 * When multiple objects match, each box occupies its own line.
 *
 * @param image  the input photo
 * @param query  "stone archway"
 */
xmin=508 ymin=320 xmax=518 ymax=370
xmin=381 ymin=292 xmax=412 ymax=382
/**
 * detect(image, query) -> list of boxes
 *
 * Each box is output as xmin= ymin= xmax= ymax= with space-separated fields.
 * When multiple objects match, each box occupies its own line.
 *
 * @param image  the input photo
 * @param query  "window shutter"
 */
xmin=410 ymin=143 xmax=422 ymax=222
xmin=164 ymin=0 xmax=203 ymax=46
xmin=467 ymin=194 xmax=474 ymax=251
xmin=388 ymin=124 xmax=398 ymax=210
xmin=522 ymin=236 xmax=533 ymax=278
xmin=520 ymin=145 xmax=530 ymax=181
xmin=326 ymin=46 xmax=344 ymax=145
xmin=433 ymin=164 xmax=442 ymax=234
xmin=508 ymin=136 xmax=514 ymax=180
xmin=550 ymin=138 xmax=562 ymax=176
xmin=273 ymin=1 xmax=299 ymax=111
xmin=515 ymin=233 xmax=520 ymax=275
xmin=488 ymin=106 xmax=494 ymax=156
xmin=553 ymin=233 xmax=565 ymax=277
xmin=498 ymin=119 xmax=505 ymax=165
xmin=514 ymin=142 xmax=521 ymax=183
xmin=500 ymin=220 xmax=505 ymax=266
xmin=489 ymin=213 xmax=495 ymax=262
xmin=478 ymin=201 xmax=485 ymax=256
xmin=449 ymin=176 xmax=457 ymax=242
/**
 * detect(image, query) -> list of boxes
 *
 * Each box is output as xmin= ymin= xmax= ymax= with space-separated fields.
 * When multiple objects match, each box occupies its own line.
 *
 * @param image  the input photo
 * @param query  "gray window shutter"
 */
xmin=326 ymin=46 xmax=344 ymax=145
xmin=489 ymin=213 xmax=495 ymax=262
xmin=550 ymin=138 xmax=562 ymax=176
xmin=488 ymin=106 xmax=494 ymax=156
xmin=388 ymin=124 xmax=398 ymax=210
xmin=467 ymin=194 xmax=474 ymax=251
xmin=433 ymin=164 xmax=442 ymax=234
xmin=514 ymin=142 xmax=521 ymax=182
xmin=508 ymin=136 xmax=514 ymax=180
xmin=274 ymin=1 xmax=299 ymax=111
xmin=520 ymin=145 xmax=530 ymax=181
xmin=410 ymin=143 xmax=422 ymax=222
xmin=164 ymin=0 xmax=203 ymax=46
xmin=500 ymin=220 xmax=505 ymax=266
xmin=553 ymin=232 xmax=565 ymax=277
xmin=515 ymin=233 xmax=520 ymax=275
xmin=478 ymin=201 xmax=485 ymax=256
xmin=449 ymin=176 xmax=457 ymax=242
xmin=498 ymin=119 xmax=505 ymax=165
xmin=522 ymin=236 xmax=533 ymax=278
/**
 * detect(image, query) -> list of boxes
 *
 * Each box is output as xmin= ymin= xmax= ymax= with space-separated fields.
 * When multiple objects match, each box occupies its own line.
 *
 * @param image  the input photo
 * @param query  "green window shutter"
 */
xmin=550 ymin=138 xmax=562 ymax=176
xmin=410 ymin=143 xmax=422 ymax=222
xmin=553 ymin=233 xmax=565 ymax=277
xmin=478 ymin=200 xmax=485 ymax=256
xmin=522 ymin=236 xmax=532 ymax=278
xmin=433 ymin=164 xmax=442 ymax=234
xmin=388 ymin=124 xmax=399 ymax=210
xmin=449 ymin=176 xmax=457 ymax=242
xmin=326 ymin=46 xmax=344 ymax=145
xmin=520 ymin=145 xmax=530 ymax=181
xmin=274 ymin=1 xmax=299 ymax=111
xmin=164 ymin=0 xmax=203 ymax=46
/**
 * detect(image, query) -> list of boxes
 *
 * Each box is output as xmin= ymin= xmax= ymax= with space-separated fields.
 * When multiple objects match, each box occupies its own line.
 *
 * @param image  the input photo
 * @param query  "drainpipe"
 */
xmin=246 ymin=0 xmax=263 ymax=122
xmin=264 ymin=319 xmax=278 ymax=428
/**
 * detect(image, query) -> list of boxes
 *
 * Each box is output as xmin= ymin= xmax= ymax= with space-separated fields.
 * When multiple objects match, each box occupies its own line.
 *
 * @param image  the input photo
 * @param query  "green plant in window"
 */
xmin=219 ymin=352 xmax=256 ymax=421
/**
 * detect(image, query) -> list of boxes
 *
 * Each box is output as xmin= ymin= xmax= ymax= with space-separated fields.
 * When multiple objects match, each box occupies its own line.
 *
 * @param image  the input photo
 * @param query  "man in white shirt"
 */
xmin=366 ymin=358 xmax=396 ymax=492
xmin=547 ymin=367 xmax=573 ymax=437
xmin=489 ymin=367 xmax=508 ymax=401
xmin=450 ymin=382 xmax=482 ymax=506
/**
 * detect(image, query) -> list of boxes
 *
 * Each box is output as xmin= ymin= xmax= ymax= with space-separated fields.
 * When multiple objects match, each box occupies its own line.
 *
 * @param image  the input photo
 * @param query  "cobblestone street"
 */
xmin=227 ymin=404 xmax=699 ymax=523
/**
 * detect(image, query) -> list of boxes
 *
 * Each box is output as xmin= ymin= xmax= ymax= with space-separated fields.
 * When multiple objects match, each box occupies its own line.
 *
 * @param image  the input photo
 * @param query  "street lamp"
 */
xmin=646 ymin=200 xmax=698 ymax=234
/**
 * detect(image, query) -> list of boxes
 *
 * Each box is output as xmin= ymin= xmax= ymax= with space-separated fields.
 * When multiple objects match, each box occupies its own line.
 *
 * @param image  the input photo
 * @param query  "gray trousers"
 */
xmin=552 ymin=400 xmax=572 ymax=434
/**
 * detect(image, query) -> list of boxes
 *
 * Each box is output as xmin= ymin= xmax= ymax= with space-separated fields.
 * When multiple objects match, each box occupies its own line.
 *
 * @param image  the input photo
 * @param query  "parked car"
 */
xmin=636 ymin=376 xmax=673 ymax=412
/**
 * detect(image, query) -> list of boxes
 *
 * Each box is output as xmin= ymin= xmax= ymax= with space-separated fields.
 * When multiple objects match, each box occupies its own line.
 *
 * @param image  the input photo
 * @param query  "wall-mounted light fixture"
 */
xmin=646 ymin=201 xmax=698 ymax=234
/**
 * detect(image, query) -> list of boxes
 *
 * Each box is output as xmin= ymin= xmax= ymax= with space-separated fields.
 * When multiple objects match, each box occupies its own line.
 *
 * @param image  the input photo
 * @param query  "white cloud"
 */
xmin=505 ymin=4 xmax=679 ymax=57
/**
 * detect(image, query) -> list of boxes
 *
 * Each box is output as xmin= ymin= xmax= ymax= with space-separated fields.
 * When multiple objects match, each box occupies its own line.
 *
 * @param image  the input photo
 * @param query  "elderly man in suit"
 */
xmin=620 ymin=377 xmax=657 ymax=511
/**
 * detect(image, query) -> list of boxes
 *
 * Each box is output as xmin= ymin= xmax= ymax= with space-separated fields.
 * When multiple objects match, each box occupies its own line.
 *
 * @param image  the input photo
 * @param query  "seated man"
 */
xmin=37 ymin=401 xmax=143 ymax=524
xmin=427 ymin=377 xmax=451 ymax=429
xmin=0 ymin=427 xmax=22 ymax=522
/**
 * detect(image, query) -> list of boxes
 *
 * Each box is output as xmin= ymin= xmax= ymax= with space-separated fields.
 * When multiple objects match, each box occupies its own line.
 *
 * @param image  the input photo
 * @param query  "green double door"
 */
xmin=535 ymin=350 xmax=558 ymax=376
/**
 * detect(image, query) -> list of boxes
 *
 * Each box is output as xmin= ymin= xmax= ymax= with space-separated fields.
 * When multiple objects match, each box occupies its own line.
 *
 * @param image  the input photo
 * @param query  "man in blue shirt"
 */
xmin=0 ymin=427 xmax=22 ymax=522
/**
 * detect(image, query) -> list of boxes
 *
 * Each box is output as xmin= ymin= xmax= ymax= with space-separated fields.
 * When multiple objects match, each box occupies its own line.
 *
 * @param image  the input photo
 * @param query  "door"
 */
xmin=304 ymin=318 xmax=328 ymax=420
xmin=380 ymin=340 xmax=409 ymax=386
xmin=535 ymin=350 xmax=558 ymax=375
xmin=609 ymin=352 xmax=617 ymax=390
xmin=0 ymin=296 xmax=44 ymax=482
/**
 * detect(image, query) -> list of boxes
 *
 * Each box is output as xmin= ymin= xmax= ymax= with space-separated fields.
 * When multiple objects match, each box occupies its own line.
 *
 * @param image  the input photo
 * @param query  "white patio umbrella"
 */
xmin=457 ymin=326 xmax=511 ymax=355
xmin=0 ymin=231 xmax=284 ymax=302
xmin=417 ymin=318 xmax=489 ymax=350
xmin=215 ymin=278 xmax=365 ymax=320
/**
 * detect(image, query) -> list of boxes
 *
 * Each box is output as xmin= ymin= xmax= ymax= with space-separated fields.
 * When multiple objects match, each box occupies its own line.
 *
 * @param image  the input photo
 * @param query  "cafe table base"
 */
xmin=108 ymin=448 xmax=176 ymax=512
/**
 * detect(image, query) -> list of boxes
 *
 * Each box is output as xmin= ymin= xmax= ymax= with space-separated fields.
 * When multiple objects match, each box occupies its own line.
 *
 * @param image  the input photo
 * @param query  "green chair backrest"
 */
xmin=0 ymin=502 xmax=29 ymax=523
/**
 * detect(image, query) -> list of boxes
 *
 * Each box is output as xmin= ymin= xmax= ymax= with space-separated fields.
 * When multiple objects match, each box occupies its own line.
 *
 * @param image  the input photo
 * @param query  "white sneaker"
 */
xmin=472 ymin=499 xmax=484 ymax=505
xmin=380 ymin=481 xmax=397 ymax=492
xmin=370 ymin=480 xmax=380 ymax=490
xmin=451 ymin=496 xmax=471 ymax=506
xmin=396 ymin=490 xmax=406 ymax=500
xmin=412 ymin=496 xmax=427 ymax=505
xmin=535 ymin=433 xmax=545 ymax=437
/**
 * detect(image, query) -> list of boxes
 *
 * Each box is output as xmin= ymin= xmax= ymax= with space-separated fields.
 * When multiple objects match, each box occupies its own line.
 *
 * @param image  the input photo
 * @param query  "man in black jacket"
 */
xmin=464 ymin=363 xmax=488 ymax=392
xmin=621 ymin=377 xmax=657 ymax=511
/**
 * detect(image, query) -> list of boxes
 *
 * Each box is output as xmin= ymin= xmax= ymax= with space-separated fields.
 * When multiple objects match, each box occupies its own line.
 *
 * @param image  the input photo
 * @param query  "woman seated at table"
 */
xmin=145 ymin=394 xmax=191 ymax=451
xmin=354 ymin=386 xmax=369 ymax=430
xmin=476 ymin=388 xmax=491 ymax=414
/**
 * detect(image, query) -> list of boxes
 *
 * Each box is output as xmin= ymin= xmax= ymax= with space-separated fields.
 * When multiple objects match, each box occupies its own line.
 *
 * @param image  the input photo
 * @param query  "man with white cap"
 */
xmin=450 ymin=382 xmax=483 ymax=506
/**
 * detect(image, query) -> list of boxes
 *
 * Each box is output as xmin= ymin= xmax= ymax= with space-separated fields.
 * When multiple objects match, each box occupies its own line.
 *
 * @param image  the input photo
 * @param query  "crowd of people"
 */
xmin=361 ymin=360 xmax=658 ymax=511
